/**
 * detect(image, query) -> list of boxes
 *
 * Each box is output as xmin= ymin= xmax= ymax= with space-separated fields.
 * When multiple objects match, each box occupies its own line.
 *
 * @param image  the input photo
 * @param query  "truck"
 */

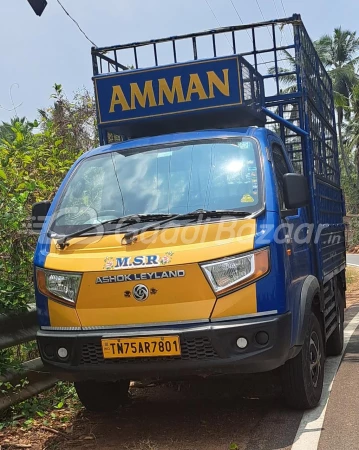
xmin=32 ymin=14 xmax=346 ymax=411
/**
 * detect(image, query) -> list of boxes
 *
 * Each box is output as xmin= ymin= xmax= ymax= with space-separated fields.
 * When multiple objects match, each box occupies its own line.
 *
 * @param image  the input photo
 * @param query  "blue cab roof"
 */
xmin=82 ymin=127 xmax=268 ymax=161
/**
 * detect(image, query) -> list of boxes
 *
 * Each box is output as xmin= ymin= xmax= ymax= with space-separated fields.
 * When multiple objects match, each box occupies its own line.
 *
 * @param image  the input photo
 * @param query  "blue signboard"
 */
xmin=94 ymin=56 xmax=243 ymax=125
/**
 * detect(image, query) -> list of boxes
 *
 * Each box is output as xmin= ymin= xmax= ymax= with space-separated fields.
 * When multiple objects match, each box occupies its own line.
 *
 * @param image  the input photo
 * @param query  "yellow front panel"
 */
xmin=48 ymin=300 xmax=81 ymax=327
xmin=76 ymin=264 xmax=215 ymax=326
xmin=44 ymin=219 xmax=257 ymax=327
xmin=210 ymin=283 xmax=257 ymax=319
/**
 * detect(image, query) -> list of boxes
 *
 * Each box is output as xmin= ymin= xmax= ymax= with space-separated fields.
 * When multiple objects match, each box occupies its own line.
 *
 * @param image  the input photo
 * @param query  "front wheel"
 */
xmin=74 ymin=380 xmax=130 ymax=412
xmin=281 ymin=312 xmax=325 ymax=409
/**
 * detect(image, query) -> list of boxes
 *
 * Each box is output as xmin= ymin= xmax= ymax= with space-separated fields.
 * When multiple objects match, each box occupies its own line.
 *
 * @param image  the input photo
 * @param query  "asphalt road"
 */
xmin=347 ymin=253 xmax=359 ymax=266
xmin=318 ymin=305 xmax=359 ymax=450
xmin=37 ymin=305 xmax=359 ymax=450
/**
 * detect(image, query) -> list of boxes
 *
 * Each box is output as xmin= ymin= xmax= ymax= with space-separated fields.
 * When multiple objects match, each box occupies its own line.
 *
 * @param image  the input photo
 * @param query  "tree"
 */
xmin=38 ymin=83 xmax=98 ymax=156
xmin=0 ymin=86 xmax=98 ymax=313
xmin=0 ymin=117 xmax=35 ymax=144
xmin=314 ymin=28 xmax=359 ymax=178
xmin=342 ymin=84 xmax=359 ymax=212
xmin=268 ymin=49 xmax=297 ymax=94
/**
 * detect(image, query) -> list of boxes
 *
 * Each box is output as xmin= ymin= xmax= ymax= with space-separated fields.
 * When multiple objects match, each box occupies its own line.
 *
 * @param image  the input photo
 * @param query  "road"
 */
xmin=318 ymin=305 xmax=359 ymax=450
xmin=347 ymin=253 xmax=359 ymax=266
xmin=31 ymin=304 xmax=359 ymax=450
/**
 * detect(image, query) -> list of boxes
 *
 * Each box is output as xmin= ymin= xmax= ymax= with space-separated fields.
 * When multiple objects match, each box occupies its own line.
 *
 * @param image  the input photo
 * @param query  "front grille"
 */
xmin=80 ymin=337 xmax=218 ymax=365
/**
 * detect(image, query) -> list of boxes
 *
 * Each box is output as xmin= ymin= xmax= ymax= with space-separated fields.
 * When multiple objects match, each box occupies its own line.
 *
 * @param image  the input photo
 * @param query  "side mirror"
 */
xmin=32 ymin=201 xmax=51 ymax=233
xmin=283 ymin=173 xmax=309 ymax=210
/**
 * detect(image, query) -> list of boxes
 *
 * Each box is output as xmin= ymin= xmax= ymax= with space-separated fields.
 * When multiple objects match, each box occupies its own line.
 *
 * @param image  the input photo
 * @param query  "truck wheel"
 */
xmin=326 ymin=287 xmax=344 ymax=356
xmin=74 ymin=380 xmax=130 ymax=412
xmin=281 ymin=312 xmax=324 ymax=409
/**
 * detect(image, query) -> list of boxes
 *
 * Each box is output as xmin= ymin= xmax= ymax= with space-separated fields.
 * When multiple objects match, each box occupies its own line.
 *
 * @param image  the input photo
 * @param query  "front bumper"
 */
xmin=37 ymin=312 xmax=292 ymax=381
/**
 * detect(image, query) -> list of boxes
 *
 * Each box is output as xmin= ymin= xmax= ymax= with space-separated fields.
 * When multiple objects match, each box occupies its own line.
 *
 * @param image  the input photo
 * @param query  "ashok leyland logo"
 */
xmin=132 ymin=284 xmax=149 ymax=302
xmin=103 ymin=252 xmax=174 ymax=270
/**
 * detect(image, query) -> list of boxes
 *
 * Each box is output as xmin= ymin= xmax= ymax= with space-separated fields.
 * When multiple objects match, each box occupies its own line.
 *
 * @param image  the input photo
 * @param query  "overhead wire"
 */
xmin=271 ymin=0 xmax=282 ymax=44
xmin=253 ymin=0 xmax=294 ymax=85
xmin=280 ymin=0 xmax=288 ymax=16
xmin=254 ymin=0 xmax=274 ymax=39
xmin=56 ymin=0 xmax=97 ymax=47
xmin=227 ymin=0 xmax=270 ymax=70
xmin=203 ymin=0 xmax=234 ymax=52
xmin=274 ymin=0 xmax=294 ymax=45
xmin=279 ymin=0 xmax=294 ymax=37
xmin=271 ymin=0 xmax=290 ymax=46
xmin=56 ymin=0 xmax=125 ymax=73
xmin=271 ymin=0 xmax=281 ymax=17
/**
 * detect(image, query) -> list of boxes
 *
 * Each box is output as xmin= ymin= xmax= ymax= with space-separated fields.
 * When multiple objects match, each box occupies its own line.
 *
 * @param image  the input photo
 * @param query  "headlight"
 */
xmin=36 ymin=268 xmax=82 ymax=305
xmin=201 ymin=248 xmax=269 ymax=295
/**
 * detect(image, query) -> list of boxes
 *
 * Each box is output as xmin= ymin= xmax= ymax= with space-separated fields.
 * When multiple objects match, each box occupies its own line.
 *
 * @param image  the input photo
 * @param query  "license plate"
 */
xmin=101 ymin=336 xmax=181 ymax=359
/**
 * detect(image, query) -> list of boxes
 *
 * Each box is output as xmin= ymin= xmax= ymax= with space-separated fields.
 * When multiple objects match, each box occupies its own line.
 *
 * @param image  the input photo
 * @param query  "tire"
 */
xmin=74 ymin=380 xmax=130 ymax=412
xmin=281 ymin=312 xmax=325 ymax=409
xmin=326 ymin=286 xmax=344 ymax=356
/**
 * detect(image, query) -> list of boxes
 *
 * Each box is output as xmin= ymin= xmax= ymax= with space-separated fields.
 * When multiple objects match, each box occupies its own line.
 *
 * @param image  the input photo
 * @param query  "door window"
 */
xmin=272 ymin=143 xmax=291 ymax=210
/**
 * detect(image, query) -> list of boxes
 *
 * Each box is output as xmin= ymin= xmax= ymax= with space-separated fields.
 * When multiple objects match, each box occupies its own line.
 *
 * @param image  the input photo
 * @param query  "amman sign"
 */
xmin=94 ymin=56 xmax=243 ymax=125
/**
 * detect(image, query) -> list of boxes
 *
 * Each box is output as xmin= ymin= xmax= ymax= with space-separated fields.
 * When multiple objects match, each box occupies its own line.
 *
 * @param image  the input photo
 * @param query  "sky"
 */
xmin=1 ymin=0 xmax=359 ymax=123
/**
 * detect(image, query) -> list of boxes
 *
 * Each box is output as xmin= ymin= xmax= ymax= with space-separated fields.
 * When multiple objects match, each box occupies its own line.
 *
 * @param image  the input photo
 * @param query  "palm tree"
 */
xmin=267 ymin=50 xmax=298 ymax=148
xmin=268 ymin=49 xmax=297 ymax=94
xmin=314 ymin=28 xmax=359 ymax=178
xmin=344 ymin=85 xmax=359 ymax=181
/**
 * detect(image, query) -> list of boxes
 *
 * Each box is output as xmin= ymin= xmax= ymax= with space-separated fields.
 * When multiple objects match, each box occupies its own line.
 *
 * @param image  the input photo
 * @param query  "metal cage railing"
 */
xmin=92 ymin=14 xmax=340 ymax=187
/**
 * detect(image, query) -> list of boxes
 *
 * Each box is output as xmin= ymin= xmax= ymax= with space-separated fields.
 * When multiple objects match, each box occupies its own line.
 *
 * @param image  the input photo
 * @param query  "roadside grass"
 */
xmin=346 ymin=266 xmax=359 ymax=308
xmin=346 ymin=266 xmax=358 ymax=290
xmin=0 ymin=382 xmax=80 ymax=432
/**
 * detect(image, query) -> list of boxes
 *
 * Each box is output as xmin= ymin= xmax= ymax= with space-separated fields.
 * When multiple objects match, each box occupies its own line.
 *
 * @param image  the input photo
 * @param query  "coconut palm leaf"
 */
xmin=314 ymin=28 xmax=359 ymax=179
xmin=268 ymin=49 xmax=298 ymax=93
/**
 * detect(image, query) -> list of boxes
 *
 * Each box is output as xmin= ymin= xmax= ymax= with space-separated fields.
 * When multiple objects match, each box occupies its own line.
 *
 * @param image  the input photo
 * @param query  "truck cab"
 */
xmin=32 ymin=15 xmax=346 ymax=411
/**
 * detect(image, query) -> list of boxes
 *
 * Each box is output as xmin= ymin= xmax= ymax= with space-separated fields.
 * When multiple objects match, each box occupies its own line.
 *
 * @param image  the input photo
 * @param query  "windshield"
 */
xmin=51 ymin=138 xmax=263 ymax=234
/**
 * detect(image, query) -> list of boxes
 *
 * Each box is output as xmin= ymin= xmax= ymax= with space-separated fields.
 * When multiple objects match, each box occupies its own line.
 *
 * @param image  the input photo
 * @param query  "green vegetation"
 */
xmin=0 ymin=85 xmax=98 ymax=425
xmin=315 ymin=28 xmax=359 ymax=180
xmin=314 ymin=29 xmax=359 ymax=246
xmin=0 ymin=381 xmax=80 ymax=432
xmin=0 ymin=84 xmax=97 ymax=314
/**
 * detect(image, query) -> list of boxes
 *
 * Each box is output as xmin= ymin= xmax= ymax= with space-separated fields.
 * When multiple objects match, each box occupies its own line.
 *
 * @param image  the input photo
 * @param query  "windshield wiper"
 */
xmin=53 ymin=213 xmax=173 ymax=249
xmin=189 ymin=209 xmax=251 ymax=217
xmin=122 ymin=209 xmax=251 ymax=245
xmin=54 ymin=209 xmax=251 ymax=249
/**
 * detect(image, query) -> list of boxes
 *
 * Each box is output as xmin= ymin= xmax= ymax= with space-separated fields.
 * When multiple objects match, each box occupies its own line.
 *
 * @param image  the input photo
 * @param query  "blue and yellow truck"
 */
xmin=32 ymin=15 xmax=346 ymax=411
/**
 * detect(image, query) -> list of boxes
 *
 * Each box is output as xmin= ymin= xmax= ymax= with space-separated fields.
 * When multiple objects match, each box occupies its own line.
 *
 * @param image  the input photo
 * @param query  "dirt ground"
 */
xmin=1 ymin=267 xmax=358 ymax=450
xmin=345 ymin=266 xmax=359 ymax=308
xmin=1 ymin=374 xmax=300 ymax=450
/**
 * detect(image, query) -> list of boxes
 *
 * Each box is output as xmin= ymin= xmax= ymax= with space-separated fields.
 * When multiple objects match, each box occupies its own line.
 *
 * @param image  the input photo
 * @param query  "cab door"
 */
xmin=270 ymin=138 xmax=312 ymax=289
